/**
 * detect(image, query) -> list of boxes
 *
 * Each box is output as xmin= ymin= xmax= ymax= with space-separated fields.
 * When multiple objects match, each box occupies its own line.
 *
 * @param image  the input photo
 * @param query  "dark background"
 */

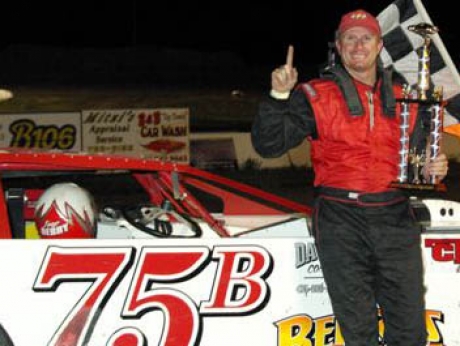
xmin=1 ymin=0 xmax=458 ymax=83
xmin=0 ymin=0 xmax=458 ymax=204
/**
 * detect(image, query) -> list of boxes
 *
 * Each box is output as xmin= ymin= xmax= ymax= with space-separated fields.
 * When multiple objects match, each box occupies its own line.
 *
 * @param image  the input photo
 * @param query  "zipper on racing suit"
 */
xmin=366 ymin=91 xmax=374 ymax=130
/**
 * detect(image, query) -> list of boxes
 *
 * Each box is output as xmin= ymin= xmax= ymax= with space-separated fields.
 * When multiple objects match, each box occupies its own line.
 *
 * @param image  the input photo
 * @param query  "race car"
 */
xmin=0 ymin=149 xmax=458 ymax=346
xmin=0 ymin=148 xmax=312 ymax=240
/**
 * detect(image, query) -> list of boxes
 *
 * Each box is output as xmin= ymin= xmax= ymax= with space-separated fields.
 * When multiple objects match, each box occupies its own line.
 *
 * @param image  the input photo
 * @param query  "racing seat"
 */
xmin=5 ymin=188 xmax=43 ymax=239
xmin=5 ymin=188 xmax=25 ymax=239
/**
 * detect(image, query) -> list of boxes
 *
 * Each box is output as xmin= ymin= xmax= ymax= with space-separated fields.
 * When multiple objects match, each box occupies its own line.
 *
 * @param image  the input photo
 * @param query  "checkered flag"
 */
xmin=377 ymin=0 xmax=460 ymax=137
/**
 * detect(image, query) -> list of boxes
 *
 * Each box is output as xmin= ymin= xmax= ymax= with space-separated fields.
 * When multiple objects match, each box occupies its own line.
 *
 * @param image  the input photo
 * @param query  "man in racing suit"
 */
xmin=251 ymin=9 xmax=449 ymax=346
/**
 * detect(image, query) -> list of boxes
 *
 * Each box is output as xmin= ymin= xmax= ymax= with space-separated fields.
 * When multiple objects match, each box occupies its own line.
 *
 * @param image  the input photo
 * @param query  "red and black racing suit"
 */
xmin=251 ymin=66 xmax=429 ymax=346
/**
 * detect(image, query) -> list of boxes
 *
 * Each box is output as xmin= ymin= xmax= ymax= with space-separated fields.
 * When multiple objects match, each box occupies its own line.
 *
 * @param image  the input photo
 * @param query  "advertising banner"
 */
xmin=0 ymin=109 xmax=190 ymax=163
xmin=82 ymin=108 xmax=190 ymax=163
xmin=0 ymin=112 xmax=82 ymax=151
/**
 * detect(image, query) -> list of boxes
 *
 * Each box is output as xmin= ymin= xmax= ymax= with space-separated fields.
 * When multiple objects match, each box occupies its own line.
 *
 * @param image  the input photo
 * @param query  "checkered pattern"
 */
xmin=377 ymin=0 xmax=460 ymax=136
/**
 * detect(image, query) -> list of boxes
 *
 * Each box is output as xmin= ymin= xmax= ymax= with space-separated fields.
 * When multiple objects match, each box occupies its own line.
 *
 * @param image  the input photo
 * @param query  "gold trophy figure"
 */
xmin=391 ymin=22 xmax=446 ymax=191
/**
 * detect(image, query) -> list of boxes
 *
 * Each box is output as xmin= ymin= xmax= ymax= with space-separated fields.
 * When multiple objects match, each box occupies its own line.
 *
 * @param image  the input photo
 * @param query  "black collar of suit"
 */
xmin=320 ymin=64 xmax=396 ymax=118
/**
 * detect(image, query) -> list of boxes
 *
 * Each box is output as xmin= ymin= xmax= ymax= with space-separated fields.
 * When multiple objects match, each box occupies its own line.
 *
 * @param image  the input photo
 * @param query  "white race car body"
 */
xmin=0 ymin=149 xmax=458 ymax=346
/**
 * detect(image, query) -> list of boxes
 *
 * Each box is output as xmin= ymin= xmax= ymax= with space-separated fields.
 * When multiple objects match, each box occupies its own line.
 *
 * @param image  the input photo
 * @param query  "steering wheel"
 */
xmin=116 ymin=203 xmax=202 ymax=238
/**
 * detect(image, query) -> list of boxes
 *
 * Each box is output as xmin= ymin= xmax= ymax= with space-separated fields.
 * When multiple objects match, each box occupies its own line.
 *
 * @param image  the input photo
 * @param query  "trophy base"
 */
xmin=389 ymin=181 xmax=447 ymax=192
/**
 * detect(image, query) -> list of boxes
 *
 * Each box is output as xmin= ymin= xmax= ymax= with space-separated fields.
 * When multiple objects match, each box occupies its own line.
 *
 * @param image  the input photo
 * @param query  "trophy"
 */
xmin=390 ymin=22 xmax=446 ymax=192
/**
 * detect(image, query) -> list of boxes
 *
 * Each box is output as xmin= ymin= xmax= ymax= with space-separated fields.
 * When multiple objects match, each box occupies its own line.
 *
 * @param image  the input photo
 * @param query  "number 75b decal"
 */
xmin=33 ymin=245 xmax=273 ymax=346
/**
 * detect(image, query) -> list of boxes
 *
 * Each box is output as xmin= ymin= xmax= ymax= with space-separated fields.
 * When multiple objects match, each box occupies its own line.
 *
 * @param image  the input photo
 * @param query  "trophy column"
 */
xmin=429 ymin=86 xmax=444 ymax=186
xmin=395 ymin=85 xmax=412 ymax=184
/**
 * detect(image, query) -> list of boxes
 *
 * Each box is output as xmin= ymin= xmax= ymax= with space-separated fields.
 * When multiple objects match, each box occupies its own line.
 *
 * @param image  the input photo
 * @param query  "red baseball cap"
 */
xmin=338 ymin=9 xmax=381 ymax=36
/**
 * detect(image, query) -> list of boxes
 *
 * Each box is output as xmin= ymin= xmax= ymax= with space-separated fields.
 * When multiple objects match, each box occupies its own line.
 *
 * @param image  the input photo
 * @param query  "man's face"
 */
xmin=336 ymin=26 xmax=383 ymax=73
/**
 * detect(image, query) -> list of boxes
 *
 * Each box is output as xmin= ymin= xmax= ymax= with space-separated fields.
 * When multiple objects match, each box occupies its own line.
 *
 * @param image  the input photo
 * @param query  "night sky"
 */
xmin=1 ymin=0 xmax=459 ymax=70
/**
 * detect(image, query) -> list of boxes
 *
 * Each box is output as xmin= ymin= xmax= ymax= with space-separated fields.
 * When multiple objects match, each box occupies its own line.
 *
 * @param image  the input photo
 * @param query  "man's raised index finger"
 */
xmin=286 ymin=45 xmax=294 ymax=68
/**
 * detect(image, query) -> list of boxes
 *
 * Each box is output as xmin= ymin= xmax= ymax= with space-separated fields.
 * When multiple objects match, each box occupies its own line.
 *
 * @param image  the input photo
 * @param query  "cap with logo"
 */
xmin=338 ymin=9 xmax=381 ymax=36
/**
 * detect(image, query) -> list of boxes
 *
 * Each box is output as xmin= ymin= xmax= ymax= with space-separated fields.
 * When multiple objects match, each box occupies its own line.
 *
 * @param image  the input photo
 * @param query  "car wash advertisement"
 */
xmin=81 ymin=109 xmax=189 ymax=163
xmin=0 ymin=109 xmax=190 ymax=163
xmin=0 ymin=236 xmax=458 ymax=346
